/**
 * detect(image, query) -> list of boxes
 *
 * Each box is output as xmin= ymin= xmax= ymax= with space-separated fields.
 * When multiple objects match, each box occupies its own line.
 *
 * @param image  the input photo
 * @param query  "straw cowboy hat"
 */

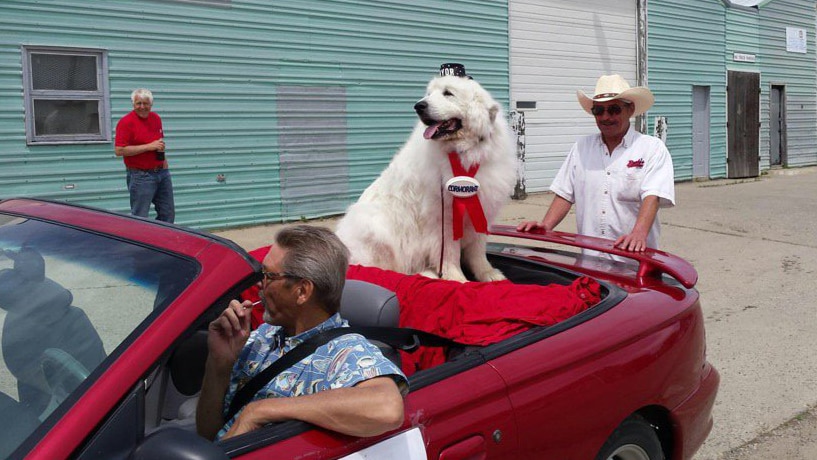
xmin=577 ymin=74 xmax=655 ymax=117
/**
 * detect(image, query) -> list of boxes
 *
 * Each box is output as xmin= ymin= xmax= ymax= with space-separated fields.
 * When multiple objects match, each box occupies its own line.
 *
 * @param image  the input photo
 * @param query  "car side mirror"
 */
xmin=130 ymin=428 xmax=228 ymax=460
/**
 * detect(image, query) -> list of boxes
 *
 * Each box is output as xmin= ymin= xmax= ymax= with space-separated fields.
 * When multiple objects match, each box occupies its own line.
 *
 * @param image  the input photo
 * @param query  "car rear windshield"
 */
xmin=0 ymin=214 xmax=198 ymax=457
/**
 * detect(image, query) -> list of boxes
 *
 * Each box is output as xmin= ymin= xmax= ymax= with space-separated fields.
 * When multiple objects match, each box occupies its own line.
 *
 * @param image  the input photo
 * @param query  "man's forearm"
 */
xmin=196 ymin=360 xmax=233 ymax=440
xmin=115 ymin=144 xmax=153 ymax=157
xmin=632 ymin=195 xmax=660 ymax=236
xmin=541 ymin=195 xmax=573 ymax=231
xmin=226 ymin=377 xmax=404 ymax=439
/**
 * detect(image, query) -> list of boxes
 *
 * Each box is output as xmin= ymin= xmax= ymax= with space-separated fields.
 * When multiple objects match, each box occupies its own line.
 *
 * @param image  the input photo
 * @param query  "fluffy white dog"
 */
xmin=336 ymin=65 xmax=516 ymax=282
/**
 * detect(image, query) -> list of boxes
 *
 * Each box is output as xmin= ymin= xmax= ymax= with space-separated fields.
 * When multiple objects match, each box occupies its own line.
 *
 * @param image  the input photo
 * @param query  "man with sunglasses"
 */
xmin=196 ymin=225 xmax=407 ymax=441
xmin=518 ymin=74 xmax=675 ymax=260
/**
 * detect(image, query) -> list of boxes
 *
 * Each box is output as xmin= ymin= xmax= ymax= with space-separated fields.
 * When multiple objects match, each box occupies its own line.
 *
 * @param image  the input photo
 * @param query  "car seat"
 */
xmin=338 ymin=279 xmax=401 ymax=366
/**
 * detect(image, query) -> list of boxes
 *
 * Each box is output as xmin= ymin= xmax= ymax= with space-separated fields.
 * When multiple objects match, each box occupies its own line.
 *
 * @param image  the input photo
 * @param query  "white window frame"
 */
xmin=22 ymin=46 xmax=111 ymax=145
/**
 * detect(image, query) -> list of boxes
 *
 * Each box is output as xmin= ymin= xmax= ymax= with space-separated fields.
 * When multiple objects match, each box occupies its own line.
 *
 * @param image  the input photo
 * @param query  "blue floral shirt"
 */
xmin=217 ymin=313 xmax=407 ymax=439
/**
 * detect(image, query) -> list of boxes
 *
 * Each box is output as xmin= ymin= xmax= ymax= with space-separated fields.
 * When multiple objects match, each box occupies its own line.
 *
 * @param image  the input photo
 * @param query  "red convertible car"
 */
xmin=0 ymin=198 xmax=717 ymax=460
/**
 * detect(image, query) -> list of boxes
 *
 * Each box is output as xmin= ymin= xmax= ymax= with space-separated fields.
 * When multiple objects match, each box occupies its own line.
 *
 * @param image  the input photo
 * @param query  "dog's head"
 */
xmin=413 ymin=75 xmax=501 ymax=143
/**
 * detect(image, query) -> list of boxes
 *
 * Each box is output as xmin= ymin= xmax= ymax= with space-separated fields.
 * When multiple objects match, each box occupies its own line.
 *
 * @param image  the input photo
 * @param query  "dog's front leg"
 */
xmin=462 ymin=234 xmax=506 ymax=282
xmin=438 ymin=239 xmax=468 ymax=282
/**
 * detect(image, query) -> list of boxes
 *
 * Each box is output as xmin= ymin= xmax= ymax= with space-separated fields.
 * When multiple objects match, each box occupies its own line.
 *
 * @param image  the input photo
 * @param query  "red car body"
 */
xmin=0 ymin=198 xmax=717 ymax=460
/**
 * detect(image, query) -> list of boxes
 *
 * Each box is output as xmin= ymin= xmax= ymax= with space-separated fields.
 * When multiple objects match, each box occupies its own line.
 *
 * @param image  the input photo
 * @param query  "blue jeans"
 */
xmin=126 ymin=168 xmax=175 ymax=223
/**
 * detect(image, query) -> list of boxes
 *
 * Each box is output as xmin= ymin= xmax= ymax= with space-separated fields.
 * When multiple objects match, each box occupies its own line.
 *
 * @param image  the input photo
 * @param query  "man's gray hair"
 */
xmin=275 ymin=225 xmax=349 ymax=313
xmin=131 ymin=88 xmax=154 ymax=104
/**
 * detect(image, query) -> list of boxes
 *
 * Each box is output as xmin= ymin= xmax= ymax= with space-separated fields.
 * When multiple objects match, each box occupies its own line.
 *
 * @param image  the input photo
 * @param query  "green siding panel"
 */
xmin=726 ymin=6 xmax=761 ymax=75
xmin=0 ymin=0 xmax=509 ymax=229
xmin=758 ymin=0 xmax=817 ymax=169
xmin=648 ymin=0 xmax=817 ymax=180
xmin=648 ymin=1 xmax=729 ymax=180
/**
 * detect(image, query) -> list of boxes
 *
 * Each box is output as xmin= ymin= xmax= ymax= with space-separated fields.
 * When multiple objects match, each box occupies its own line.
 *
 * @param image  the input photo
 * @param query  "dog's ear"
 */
xmin=488 ymin=103 xmax=499 ymax=123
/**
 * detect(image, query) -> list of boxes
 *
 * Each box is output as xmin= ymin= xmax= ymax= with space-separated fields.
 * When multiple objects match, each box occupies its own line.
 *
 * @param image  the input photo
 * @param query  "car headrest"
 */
xmin=339 ymin=280 xmax=399 ymax=328
xmin=0 ymin=269 xmax=72 ymax=314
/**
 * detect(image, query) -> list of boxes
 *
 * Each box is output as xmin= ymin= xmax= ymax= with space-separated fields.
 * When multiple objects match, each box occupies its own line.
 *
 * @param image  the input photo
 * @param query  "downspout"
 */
xmin=637 ymin=0 xmax=648 ymax=133
xmin=508 ymin=6 xmax=526 ymax=200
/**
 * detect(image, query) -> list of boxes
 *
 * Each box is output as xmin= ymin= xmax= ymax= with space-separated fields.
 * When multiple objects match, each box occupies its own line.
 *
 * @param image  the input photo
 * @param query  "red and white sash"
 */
xmin=447 ymin=152 xmax=488 ymax=240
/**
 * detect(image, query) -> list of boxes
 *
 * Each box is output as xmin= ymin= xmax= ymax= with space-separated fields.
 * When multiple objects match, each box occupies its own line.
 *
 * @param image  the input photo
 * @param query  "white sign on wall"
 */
xmin=786 ymin=27 xmax=807 ymax=53
xmin=733 ymin=53 xmax=756 ymax=63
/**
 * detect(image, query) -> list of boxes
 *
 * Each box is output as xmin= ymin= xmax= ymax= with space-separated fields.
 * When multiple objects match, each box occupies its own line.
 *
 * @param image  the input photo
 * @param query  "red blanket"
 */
xmin=243 ymin=246 xmax=601 ymax=375
xmin=347 ymin=265 xmax=601 ymax=374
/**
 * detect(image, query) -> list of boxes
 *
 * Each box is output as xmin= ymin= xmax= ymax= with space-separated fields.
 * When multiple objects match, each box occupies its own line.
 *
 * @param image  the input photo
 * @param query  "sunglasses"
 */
xmin=591 ymin=104 xmax=627 ymax=116
xmin=261 ymin=270 xmax=300 ymax=282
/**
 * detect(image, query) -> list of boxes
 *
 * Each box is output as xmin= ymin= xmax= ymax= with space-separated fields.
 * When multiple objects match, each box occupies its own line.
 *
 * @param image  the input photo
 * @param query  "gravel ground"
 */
xmin=720 ymin=406 xmax=817 ymax=459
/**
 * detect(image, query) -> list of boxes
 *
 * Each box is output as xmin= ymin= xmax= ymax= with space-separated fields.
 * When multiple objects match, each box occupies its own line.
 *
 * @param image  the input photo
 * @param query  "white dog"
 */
xmin=336 ymin=65 xmax=516 ymax=282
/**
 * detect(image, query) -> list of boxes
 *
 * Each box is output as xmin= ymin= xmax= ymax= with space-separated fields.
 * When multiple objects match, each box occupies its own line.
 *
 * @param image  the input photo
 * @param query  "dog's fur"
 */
xmin=335 ymin=74 xmax=516 ymax=282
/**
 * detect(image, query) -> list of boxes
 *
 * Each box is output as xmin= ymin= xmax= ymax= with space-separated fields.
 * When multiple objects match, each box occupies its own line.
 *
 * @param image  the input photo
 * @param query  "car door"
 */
xmin=229 ymin=355 xmax=518 ymax=459
xmin=489 ymin=287 xmax=695 ymax=459
xmin=403 ymin=357 xmax=518 ymax=459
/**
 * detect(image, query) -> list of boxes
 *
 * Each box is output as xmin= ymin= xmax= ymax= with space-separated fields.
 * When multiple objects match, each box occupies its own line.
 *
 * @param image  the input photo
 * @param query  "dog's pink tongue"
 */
xmin=424 ymin=122 xmax=443 ymax=140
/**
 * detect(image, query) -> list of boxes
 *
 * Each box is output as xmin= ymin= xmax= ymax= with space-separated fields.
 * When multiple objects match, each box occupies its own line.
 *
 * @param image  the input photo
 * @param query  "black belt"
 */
xmin=127 ymin=166 xmax=165 ymax=172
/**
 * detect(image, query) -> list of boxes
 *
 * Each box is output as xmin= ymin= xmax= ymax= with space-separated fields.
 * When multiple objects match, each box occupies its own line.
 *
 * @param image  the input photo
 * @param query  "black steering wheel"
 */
xmin=40 ymin=348 xmax=90 ymax=418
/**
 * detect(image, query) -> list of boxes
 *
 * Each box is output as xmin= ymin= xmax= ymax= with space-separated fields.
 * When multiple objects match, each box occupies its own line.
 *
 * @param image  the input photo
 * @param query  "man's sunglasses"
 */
xmin=591 ymin=104 xmax=627 ymax=116
xmin=261 ymin=270 xmax=300 ymax=282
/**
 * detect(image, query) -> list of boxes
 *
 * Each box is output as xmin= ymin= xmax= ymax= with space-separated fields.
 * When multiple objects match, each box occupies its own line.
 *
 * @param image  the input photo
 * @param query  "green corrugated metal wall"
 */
xmin=0 ymin=0 xmax=509 ymax=229
xmin=726 ymin=5 xmax=761 ymax=74
xmin=758 ymin=0 xmax=817 ymax=169
xmin=647 ymin=1 xmax=728 ymax=180
xmin=648 ymin=0 xmax=817 ymax=180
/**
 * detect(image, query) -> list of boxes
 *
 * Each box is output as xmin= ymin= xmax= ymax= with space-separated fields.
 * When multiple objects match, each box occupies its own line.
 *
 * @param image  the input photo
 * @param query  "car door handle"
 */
xmin=438 ymin=434 xmax=486 ymax=460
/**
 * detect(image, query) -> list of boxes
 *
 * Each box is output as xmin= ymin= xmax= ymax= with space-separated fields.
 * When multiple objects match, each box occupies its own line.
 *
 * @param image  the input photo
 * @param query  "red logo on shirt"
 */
xmin=627 ymin=159 xmax=645 ymax=168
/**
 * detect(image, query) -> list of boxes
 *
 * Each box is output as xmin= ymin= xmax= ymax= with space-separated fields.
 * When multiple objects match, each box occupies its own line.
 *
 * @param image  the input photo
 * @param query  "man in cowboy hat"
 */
xmin=517 ymin=74 xmax=675 ymax=259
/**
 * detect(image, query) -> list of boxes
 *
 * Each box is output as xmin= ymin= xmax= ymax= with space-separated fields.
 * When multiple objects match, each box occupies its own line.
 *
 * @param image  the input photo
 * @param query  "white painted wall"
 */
xmin=510 ymin=0 xmax=638 ymax=191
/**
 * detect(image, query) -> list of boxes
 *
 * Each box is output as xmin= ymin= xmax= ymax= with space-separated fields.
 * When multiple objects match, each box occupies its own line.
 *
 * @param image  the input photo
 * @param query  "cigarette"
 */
xmin=245 ymin=300 xmax=262 ymax=309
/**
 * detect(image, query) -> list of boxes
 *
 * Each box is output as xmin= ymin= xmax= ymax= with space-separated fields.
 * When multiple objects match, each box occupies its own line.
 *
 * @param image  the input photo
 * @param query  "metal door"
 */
xmin=727 ymin=71 xmax=760 ymax=178
xmin=769 ymin=85 xmax=786 ymax=166
xmin=692 ymin=86 xmax=711 ymax=179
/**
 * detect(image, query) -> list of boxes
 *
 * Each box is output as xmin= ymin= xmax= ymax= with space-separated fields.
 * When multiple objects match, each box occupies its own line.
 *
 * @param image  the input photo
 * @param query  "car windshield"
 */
xmin=0 ymin=213 xmax=198 ymax=457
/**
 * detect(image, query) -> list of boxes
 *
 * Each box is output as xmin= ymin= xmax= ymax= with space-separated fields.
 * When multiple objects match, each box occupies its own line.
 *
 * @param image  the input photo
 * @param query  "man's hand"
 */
xmin=222 ymin=400 xmax=267 ymax=440
xmin=516 ymin=220 xmax=548 ymax=232
xmin=615 ymin=195 xmax=660 ymax=252
xmin=149 ymin=138 xmax=165 ymax=152
xmin=517 ymin=196 xmax=572 ymax=234
xmin=207 ymin=299 xmax=253 ymax=368
xmin=614 ymin=229 xmax=649 ymax=252
xmin=197 ymin=299 xmax=254 ymax=440
xmin=222 ymin=401 xmax=265 ymax=439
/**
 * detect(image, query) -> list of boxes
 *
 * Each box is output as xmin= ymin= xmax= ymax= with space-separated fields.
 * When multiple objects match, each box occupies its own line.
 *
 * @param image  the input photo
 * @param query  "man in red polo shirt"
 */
xmin=114 ymin=88 xmax=175 ymax=223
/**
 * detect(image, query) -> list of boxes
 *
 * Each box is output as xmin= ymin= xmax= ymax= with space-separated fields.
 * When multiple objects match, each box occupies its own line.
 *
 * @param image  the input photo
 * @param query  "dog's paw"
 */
xmin=439 ymin=265 xmax=468 ymax=283
xmin=419 ymin=269 xmax=441 ymax=279
xmin=475 ymin=268 xmax=506 ymax=282
xmin=445 ymin=272 xmax=468 ymax=283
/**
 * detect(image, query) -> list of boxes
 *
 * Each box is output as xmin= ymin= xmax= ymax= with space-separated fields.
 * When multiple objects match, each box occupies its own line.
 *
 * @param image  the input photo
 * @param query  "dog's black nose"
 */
xmin=414 ymin=101 xmax=427 ymax=113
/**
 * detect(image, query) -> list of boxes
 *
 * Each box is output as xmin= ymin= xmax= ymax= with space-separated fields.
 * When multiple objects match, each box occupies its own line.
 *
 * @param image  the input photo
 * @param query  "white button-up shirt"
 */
xmin=550 ymin=126 xmax=675 ymax=258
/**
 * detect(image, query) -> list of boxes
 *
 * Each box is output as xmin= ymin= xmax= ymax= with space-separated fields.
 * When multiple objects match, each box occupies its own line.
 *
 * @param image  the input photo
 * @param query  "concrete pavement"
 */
xmin=213 ymin=166 xmax=817 ymax=459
